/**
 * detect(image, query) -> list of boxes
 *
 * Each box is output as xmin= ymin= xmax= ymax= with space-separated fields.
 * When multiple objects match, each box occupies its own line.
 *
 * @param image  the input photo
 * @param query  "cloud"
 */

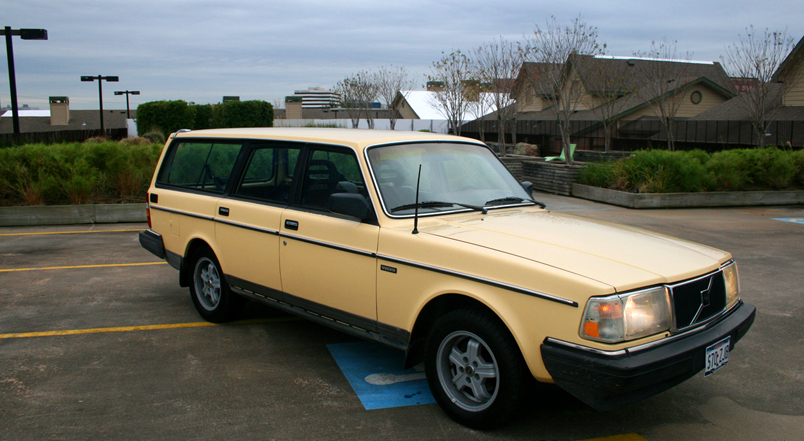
xmin=2 ymin=0 xmax=801 ymax=110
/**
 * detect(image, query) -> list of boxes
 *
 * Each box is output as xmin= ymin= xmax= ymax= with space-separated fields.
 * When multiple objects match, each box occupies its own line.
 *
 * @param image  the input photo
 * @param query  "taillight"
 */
xmin=146 ymin=192 xmax=152 ymax=228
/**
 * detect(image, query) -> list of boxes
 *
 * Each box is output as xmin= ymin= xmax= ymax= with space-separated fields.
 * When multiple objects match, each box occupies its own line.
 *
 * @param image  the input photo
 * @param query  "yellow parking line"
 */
xmin=579 ymin=434 xmax=647 ymax=441
xmin=0 ymin=317 xmax=300 ymax=339
xmin=0 ymin=262 xmax=168 ymax=272
xmin=0 ymin=228 xmax=145 ymax=237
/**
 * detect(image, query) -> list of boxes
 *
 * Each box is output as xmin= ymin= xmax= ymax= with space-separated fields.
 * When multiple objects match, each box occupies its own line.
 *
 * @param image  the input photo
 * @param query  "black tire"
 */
xmin=424 ymin=308 xmax=528 ymax=429
xmin=188 ymin=246 xmax=243 ymax=323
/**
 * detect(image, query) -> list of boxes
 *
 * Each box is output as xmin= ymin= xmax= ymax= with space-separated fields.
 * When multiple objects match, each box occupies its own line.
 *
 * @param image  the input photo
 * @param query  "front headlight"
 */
xmin=722 ymin=261 xmax=740 ymax=308
xmin=580 ymin=286 xmax=672 ymax=343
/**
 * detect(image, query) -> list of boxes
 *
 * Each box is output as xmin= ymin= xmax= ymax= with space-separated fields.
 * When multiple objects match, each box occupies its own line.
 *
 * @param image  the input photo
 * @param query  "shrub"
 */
xmin=706 ymin=150 xmax=750 ymax=190
xmin=137 ymin=100 xmax=274 ymax=138
xmin=0 ymin=141 xmax=162 ymax=206
xmin=748 ymin=147 xmax=796 ymax=189
xmin=137 ymin=100 xmax=196 ymax=137
xmin=118 ymin=137 xmax=152 ymax=146
xmin=579 ymin=147 xmax=803 ymax=193
xmin=612 ymin=150 xmax=712 ymax=193
xmin=579 ymin=161 xmax=617 ymax=188
xmin=211 ymin=100 xmax=273 ymax=128
xmin=792 ymin=150 xmax=804 ymax=187
xmin=141 ymin=130 xmax=167 ymax=146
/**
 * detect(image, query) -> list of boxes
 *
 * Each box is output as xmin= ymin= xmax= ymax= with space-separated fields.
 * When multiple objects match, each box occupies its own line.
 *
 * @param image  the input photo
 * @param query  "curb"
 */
xmin=572 ymin=184 xmax=804 ymax=209
xmin=0 ymin=203 xmax=147 ymax=227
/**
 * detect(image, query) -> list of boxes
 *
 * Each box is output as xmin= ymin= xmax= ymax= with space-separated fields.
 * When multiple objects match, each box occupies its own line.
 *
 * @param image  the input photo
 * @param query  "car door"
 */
xmin=215 ymin=143 xmax=301 ymax=298
xmin=279 ymin=146 xmax=379 ymax=330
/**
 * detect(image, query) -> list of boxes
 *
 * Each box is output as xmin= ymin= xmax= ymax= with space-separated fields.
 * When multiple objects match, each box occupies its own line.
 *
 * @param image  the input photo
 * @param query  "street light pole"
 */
xmin=2 ymin=26 xmax=48 ymax=135
xmin=114 ymin=90 xmax=140 ymax=119
xmin=81 ymin=75 xmax=118 ymax=134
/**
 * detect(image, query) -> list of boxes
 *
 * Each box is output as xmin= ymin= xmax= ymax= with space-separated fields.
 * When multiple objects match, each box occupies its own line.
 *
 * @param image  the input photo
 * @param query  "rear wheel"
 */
xmin=425 ymin=308 xmax=528 ymax=429
xmin=189 ymin=247 xmax=243 ymax=322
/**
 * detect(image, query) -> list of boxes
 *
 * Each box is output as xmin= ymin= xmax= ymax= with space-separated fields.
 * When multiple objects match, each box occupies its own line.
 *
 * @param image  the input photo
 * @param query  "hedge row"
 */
xmin=0 ymin=140 xmax=162 ymax=206
xmin=137 ymin=100 xmax=274 ymax=137
xmin=579 ymin=148 xmax=804 ymax=193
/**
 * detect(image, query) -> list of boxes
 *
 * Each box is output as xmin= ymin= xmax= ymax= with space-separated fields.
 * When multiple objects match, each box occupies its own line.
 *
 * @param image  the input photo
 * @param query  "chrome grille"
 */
xmin=669 ymin=271 xmax=727 ymax=331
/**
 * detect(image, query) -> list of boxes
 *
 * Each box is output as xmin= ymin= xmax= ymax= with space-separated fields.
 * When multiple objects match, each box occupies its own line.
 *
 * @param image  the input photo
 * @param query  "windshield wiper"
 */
xmin=484 ymin=196 xmax=546 ymax=209
xmin=391 ymin=200 xmax=487 ymax=214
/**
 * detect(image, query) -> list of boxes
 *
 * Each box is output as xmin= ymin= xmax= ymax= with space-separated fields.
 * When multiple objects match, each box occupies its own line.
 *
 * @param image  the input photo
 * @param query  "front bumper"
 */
xmin=541 ymin=300 xmax=755 ymax=410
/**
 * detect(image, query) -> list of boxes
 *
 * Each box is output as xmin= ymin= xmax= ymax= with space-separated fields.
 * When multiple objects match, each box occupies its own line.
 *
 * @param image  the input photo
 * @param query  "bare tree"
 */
xmin=472 ymin=37 xmax=522 ymax=155
xmin=633 ymin=39 xmax=695 ymax=151
xmin=465 ymin=80 xmax=493 ymax=142
xmin=356 ymin=70 xmax=380 ymax=129
xmin=587 ymin=57 xmax=638 ymax=152
xmin=375 ymin=65 xmax=415 ymax=130
xmin=335 ymin=71 xmax=378 ymax=129
xmin=722 ymin=26 xmax=797 ymax=148
xmin=523 ymin=16 xmax=604 ymax=164
xmin=335 ymin=76 xmax=362 ymax=128
xmin=429 ymin=50 xmax=474 ymax=136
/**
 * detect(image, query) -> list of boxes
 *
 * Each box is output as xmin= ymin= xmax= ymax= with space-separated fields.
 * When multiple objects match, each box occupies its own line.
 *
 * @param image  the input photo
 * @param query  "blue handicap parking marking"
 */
xmin=327 ymin=341 xmax=435 ymax=410
xmin=773 ymin=218 xmax=804 ymax=225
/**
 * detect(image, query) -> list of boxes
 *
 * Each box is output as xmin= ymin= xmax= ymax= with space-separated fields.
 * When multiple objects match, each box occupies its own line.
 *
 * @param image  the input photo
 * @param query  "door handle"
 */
xmin=219 ymin=207 xmax=230 ymax=216
xmin=284 ymin=219 xmax=299 ymax=231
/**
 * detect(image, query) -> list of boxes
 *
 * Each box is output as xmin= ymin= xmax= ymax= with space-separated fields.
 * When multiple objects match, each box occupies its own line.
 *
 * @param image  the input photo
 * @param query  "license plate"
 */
xmin=704 ymin=336 xmax=730 ymax=376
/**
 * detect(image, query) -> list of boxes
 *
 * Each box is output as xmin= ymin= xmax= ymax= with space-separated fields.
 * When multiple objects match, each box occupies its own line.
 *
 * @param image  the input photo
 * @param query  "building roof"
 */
xmin=0 ymin=109 xmax=134 ymax=134
xmin=1 ymin=110 xmax=51 ymax=118
xmin=511 ymin=62 xmax=560 ymax=98
xmin=514 ymin=55 xmax=734 ymax=101
xmin=395 ymin=90 xmax=500 ymax=120
xmin=573 ymin=55 xmax=733 ymax=95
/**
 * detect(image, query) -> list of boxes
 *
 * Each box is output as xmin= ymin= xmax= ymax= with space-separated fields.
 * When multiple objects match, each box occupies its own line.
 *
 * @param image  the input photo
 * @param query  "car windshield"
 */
xmin=367 ymin=142 xmax=534 ymax=216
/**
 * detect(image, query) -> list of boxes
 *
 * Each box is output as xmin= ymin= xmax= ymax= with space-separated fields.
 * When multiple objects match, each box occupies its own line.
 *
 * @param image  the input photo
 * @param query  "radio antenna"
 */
xmin=412 ymin=164 xmax=422 ymax=234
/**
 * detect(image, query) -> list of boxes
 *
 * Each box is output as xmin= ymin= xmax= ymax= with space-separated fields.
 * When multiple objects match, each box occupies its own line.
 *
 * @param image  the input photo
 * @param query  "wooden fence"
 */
xmin=463 ymin=119 xmax=804 ymax=155
xmin=0 ymin=128 xmax=128 ymax=147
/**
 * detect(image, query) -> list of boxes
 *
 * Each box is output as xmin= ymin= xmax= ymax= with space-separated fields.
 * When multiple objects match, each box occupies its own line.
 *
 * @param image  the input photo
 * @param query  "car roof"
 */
xmin=171 ymin=127 xmax=486 ymax=151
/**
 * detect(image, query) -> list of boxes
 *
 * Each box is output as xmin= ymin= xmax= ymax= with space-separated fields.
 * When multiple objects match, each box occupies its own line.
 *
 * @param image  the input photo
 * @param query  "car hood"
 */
xmin=418 ymin=208 xmax=730 ymax=291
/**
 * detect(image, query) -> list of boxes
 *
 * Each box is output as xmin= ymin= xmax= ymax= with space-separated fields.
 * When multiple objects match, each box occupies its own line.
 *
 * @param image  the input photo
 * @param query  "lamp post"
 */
xmin=114 ymin=90 xmax=139 ymax=119
xmin=81 ymin=75 xmax=118 ymax=134
xmin=3 ymin=26 xmax=48 ymax=135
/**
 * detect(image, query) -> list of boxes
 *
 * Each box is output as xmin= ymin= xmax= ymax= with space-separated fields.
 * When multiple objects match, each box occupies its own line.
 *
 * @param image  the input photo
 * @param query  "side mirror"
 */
xmin=328 ymin=193 xmax=371 ymax=220
xmin=521 ymin=181 xmax=534 ymax=196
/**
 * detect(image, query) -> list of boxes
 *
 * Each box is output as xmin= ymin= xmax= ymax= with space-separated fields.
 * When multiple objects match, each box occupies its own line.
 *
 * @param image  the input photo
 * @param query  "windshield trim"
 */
xmin=364 ymin=140 xmax=534 ymax=219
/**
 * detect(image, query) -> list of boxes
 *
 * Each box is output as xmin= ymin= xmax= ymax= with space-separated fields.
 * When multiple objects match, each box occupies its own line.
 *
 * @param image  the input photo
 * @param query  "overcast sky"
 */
xmin=4 ymin=0 xmax=802 ymax=111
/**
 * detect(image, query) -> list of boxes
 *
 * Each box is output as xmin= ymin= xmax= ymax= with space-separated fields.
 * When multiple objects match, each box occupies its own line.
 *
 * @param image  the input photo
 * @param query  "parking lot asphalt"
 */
xmin=1 ymin=194 xmax=803 ymax=440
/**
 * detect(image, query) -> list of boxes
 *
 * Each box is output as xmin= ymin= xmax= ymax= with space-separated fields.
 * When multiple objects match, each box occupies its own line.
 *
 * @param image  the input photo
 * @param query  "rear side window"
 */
xmin=234 ymin=145 xmax=301 ymax=203
xmin=157 ymin=141 xmax=243 ymax=193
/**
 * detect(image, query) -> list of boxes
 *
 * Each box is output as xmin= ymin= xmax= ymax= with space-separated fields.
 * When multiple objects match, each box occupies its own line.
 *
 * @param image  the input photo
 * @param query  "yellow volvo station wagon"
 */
xmin=139 ymin=128 xmax=755 ymax=428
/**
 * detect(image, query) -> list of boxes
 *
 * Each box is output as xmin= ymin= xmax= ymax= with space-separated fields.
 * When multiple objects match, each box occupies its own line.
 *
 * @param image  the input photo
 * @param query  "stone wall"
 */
xmin=521 ymin=161 xmax=583 ymax=196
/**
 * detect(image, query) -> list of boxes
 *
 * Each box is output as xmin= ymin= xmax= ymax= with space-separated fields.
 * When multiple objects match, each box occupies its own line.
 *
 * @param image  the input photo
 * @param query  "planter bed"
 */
xmin=572 ymin=184 xmax=804 ymax=209
xmin=0 ymin=203 xmax=146 ymax=227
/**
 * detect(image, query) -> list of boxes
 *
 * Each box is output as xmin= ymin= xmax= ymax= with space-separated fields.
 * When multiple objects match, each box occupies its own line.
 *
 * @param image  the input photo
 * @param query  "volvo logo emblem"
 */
xmin=700 ymin=278 xmax=713 ymax=307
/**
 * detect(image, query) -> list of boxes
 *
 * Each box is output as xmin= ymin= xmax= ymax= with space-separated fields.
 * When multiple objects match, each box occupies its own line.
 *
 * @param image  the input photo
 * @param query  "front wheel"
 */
xmin=425 ymin=308 xmax=528 ymax=429
xmin=189 ymin=246 xmax=243 ymax=322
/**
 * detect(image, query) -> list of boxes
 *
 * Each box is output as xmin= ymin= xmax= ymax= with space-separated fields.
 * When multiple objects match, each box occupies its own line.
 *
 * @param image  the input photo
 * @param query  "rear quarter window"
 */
xmin=157 ymin=141 xmax=243 ymax=193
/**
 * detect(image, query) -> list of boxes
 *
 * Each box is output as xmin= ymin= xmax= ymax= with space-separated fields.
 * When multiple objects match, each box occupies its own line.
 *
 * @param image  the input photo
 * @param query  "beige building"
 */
xmin=774 ymin=35 xmax=804 ymax=107
xmin=511 ymin=55 xmax=735 ymax=124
